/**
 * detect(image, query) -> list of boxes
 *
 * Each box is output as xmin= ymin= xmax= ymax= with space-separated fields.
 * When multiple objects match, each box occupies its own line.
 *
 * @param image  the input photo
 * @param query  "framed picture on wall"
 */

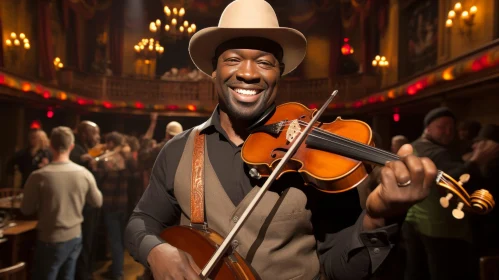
xmin=399 ymin=0 xmax=439 ymax=79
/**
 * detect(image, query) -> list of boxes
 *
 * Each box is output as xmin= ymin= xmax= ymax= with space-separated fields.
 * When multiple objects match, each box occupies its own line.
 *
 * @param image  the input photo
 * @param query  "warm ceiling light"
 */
xmin=134 ymin=45 xmax=140 ymax=52
xmin=187 ymin=27 xmax=192 ymax=33
xmin=19 ymin=33 xmax=25 ymax=39
xmin=461 ymin=11 xmax=469 ymax=19
xmin=155 ymin=19 xmax=161 ymax=27
xmin=5 ymin=39 xmax=12 ymax=46
xmin=446 ymin=19 xmax=453 ymax=27
xmin=14 ymin=39 xmax=20 ymax=46
xmin=58 ymin=63 xmax=63 ymax=68
xmin=179 ymin=26 xmax=185 ymax=32
xmin=173 ymin=7 xmax=178 ymax=15
xmin=149 ymin=22 xmax=156 ymax=32
xmin=448 ymin=10 xmax=456 ymax=19
xmin=24 ymin=43 xmax=30 ymax=49
xmin=165 ymin=24 xmax=170 ymax=31
xmin=10 ymin=32 xmax=16 ymax=39
xmin=454 ymin=2 xmax=462 ymax=12
xmin=171 ymin=18 xmax=177 ymax=25
xmin=183 ymin=20 xmax=189 ymax=27
xmin=470 ymin=6 xmax=477 ymax=15
xmin=179 ymin=8 xmax=185 ymax=17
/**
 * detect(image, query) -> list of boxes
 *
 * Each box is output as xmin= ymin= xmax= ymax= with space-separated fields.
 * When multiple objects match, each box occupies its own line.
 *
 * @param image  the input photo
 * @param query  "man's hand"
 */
xmin=471 ymin=140 xmax=499 ymax=165
xmin=80 ymin=154 xmax=93 ymax=162
xmin=365 ymin=144 xmax=437 ymax=224
xmin=147 ymin=243 xmax=201 ymax=280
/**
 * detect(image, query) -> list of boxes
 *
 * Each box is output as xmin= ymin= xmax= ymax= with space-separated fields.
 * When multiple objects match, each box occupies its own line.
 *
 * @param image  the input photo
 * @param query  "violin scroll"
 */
xmin=437 ymin=172 xmax=495 ymax=219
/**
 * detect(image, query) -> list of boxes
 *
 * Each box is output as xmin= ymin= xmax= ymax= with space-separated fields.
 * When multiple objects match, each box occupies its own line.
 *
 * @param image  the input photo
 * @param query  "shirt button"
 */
xmin=373 ymin=248 xmax=380 ymax=254
xmin=370 ymin=238 xmax=378 ymax=244
xmin=232 ymin=216 xmax=239 ymax=223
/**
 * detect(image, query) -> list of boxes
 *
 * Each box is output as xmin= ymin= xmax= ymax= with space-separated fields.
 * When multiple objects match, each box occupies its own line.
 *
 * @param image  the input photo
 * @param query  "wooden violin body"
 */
xmin=159 ymin=226 xmax=259 ymax=280
xmin=242 ymin=102 xmax=375 ymax=193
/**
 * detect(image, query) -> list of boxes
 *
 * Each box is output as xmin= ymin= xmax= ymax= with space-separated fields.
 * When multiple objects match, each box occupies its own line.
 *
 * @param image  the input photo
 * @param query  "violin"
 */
xmin=159 ymin=92 xmax=495 ymax=280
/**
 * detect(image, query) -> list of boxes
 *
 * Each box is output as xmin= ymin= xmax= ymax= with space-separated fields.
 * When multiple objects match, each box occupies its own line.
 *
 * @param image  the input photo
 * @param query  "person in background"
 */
xmin=21 ymin=126 xmax=102 ymax=280
xmin=403 ymin=107 xmax=496 ymax=280
xmin=155 ymin=121 xmax=183 ymax=151
xmin=391 ymin=135 xmax=409 ymax=154
xmin=70 ymin=121 xmax=102 ymax=280
xmin=97 ymin=132 xmax=130 ymax=280
xmin=7 ymin=129 xmax=52 ymax=187
xmin=456 ymin=120 xmax=481 ymax=158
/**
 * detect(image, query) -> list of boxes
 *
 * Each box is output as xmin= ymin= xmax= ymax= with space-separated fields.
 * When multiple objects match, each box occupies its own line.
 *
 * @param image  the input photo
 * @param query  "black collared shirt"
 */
xmin=125 ymin=108 xmax=399 ymax=279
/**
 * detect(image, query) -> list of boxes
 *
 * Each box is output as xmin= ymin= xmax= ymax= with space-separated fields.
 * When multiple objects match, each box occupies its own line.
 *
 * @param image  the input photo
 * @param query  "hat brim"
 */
xmin=189 ymin=27 xmax=307 ymax=76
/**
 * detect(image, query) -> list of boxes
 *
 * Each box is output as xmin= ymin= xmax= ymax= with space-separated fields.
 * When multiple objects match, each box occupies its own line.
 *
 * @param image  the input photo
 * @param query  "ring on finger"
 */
xmin=397 ymin=180 xmax=411 ymax=187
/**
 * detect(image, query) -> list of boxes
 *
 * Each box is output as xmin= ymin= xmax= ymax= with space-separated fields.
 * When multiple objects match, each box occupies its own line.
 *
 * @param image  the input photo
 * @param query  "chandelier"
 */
xmin=149 ymin=5 xmax=197 ymax=39
xmin=134 ymin=38 xmax=165 ymax=62
xmin=5 ymin=32 xmax=30 ymax=50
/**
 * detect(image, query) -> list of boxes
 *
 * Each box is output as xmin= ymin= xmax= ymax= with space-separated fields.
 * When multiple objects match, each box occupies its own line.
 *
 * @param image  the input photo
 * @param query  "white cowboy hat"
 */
xmin=188 ymin=0 xmax=307 ymax=76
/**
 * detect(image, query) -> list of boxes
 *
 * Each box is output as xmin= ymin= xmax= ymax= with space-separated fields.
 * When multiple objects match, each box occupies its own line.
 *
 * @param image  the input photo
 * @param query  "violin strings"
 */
xmin=282 ymin=120 xmax=398 ymax=163
xmin=305 ymin=132 xmax=395 ymax=165
xmin=282 ymin=120 xmax=400 ymax=161
xmin=303 ymin=132 xmax=456 ymax=190
xmin=297 ymin=120 xmax=401 ymax=161
xmin=281 ymin=120 xmax=455 ymax=189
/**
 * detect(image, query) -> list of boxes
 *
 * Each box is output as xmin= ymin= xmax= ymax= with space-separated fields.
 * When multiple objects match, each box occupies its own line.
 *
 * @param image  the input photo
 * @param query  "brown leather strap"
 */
xmin=190 ymin=130 xmax=205 ymax=225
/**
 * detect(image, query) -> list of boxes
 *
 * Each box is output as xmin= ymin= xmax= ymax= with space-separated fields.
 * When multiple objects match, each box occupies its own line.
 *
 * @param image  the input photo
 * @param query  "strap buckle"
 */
xmin=190 ymin=222 xmax=208 ymax=232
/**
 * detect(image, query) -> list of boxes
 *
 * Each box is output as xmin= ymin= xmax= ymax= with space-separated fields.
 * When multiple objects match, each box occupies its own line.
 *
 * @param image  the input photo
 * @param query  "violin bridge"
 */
xmin=286 ymin=119 xmax=301 ymax=143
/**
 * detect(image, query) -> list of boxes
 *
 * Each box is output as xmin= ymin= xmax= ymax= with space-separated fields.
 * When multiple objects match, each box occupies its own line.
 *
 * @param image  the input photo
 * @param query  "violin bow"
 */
xmin=199 ymin=90 xmax=339 ymax=279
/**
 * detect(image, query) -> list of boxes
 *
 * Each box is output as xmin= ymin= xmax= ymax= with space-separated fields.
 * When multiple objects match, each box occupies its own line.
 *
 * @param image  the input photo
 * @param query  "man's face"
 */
xmin=426 ymin=116 xmax=455 ymax=145
xmin=213 ymin=47 xmax=281 ymax=120
xmin=86 ymin=126 xmax=101 ymax=148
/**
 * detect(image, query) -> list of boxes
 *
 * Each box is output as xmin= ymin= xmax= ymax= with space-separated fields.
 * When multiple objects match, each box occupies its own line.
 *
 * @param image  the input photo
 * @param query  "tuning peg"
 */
xmin=439 ymin=193 xmax=453 ymax=208
xmin=458 ymin=174 xmax=470 ymax=185
xmin=452 ymin=202 xmax=465 ymax=219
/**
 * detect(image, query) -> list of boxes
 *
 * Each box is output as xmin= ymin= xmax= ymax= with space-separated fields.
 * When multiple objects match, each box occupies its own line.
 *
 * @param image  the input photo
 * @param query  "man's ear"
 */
xmin=211 ymin=71 xmax=216 ymax=80
xmin=279 ymin=63 xmax=285 ymax=76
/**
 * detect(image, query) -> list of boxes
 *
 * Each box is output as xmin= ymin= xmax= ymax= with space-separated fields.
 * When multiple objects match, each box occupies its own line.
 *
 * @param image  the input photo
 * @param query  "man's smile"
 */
xmin=229 ymin=86 xmax=264 ymax=103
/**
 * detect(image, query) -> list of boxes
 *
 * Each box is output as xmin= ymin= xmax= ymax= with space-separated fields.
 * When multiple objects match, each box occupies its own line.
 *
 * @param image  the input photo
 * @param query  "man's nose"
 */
xmin=236 ymin=61 xmax=260 ymax=82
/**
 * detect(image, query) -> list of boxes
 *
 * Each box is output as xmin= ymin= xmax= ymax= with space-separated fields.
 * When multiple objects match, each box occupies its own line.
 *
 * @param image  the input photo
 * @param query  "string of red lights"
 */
xmin=0 ymin=45 xmax=498 ymax=114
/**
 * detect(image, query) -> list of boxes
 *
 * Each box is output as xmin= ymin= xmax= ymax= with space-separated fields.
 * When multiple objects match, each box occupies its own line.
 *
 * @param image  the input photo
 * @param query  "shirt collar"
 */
xmin=199 ymin=105 xmax=243 ymax=147
xmin=199 ymin=105 xmax=223 ymax=134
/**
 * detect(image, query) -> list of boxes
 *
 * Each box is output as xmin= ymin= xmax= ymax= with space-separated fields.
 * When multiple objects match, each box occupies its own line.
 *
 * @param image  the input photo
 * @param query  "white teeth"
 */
xmin=234 ymin=88 xmax=259 ymax=95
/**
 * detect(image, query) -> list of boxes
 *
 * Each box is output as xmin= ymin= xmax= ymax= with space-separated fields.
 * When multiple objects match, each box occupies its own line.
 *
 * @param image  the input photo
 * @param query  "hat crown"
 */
xmin=218 ymin=0 xmax=280 ymax=29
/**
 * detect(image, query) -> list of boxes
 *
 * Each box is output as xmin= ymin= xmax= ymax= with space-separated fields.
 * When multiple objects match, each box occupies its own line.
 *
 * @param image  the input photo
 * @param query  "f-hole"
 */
xmin=271 ymin=147 xmax=288 ymax=159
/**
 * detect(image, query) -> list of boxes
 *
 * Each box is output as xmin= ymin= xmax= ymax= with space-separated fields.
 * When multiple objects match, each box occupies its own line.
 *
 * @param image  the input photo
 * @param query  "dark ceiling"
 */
xmin=152 ymin=0 xmax=339 ymax=31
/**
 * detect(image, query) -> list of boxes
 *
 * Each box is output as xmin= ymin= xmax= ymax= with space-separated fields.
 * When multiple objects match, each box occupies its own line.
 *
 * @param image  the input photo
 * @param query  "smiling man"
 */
xmin=125 ymin=1 xmax=438 ymax=279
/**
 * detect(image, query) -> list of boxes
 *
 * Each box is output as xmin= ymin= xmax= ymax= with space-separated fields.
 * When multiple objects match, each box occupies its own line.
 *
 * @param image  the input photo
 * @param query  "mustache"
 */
xmin=225 ymin=81 xmax=267 ymax=90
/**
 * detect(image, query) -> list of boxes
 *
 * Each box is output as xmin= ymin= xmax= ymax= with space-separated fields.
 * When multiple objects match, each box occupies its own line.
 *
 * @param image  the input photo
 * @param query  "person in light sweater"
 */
xmin=21 ymin=126 xmax=103 ymax=280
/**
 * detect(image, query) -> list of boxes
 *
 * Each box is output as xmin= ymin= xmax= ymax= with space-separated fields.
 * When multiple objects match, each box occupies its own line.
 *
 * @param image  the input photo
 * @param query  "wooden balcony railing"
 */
xmin=3 ymin=39 xmax=498 ymax=115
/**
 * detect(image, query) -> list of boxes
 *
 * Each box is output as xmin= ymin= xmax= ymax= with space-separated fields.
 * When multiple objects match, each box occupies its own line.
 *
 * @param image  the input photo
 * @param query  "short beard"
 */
xmin=219 ymin=96 xmax=268 ymax=123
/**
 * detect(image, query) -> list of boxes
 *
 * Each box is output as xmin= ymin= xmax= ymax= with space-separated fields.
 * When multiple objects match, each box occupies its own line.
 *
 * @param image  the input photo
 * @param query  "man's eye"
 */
xmin=225 ymin=58 xmax=240 ymax=63
xmin=258 ymin=61 xmax=273 ymax=66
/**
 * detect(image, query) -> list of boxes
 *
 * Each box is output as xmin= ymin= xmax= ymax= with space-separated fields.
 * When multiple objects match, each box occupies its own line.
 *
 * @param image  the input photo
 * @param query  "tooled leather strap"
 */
xmin=190 ymin=129 xmax=205 ymax=225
